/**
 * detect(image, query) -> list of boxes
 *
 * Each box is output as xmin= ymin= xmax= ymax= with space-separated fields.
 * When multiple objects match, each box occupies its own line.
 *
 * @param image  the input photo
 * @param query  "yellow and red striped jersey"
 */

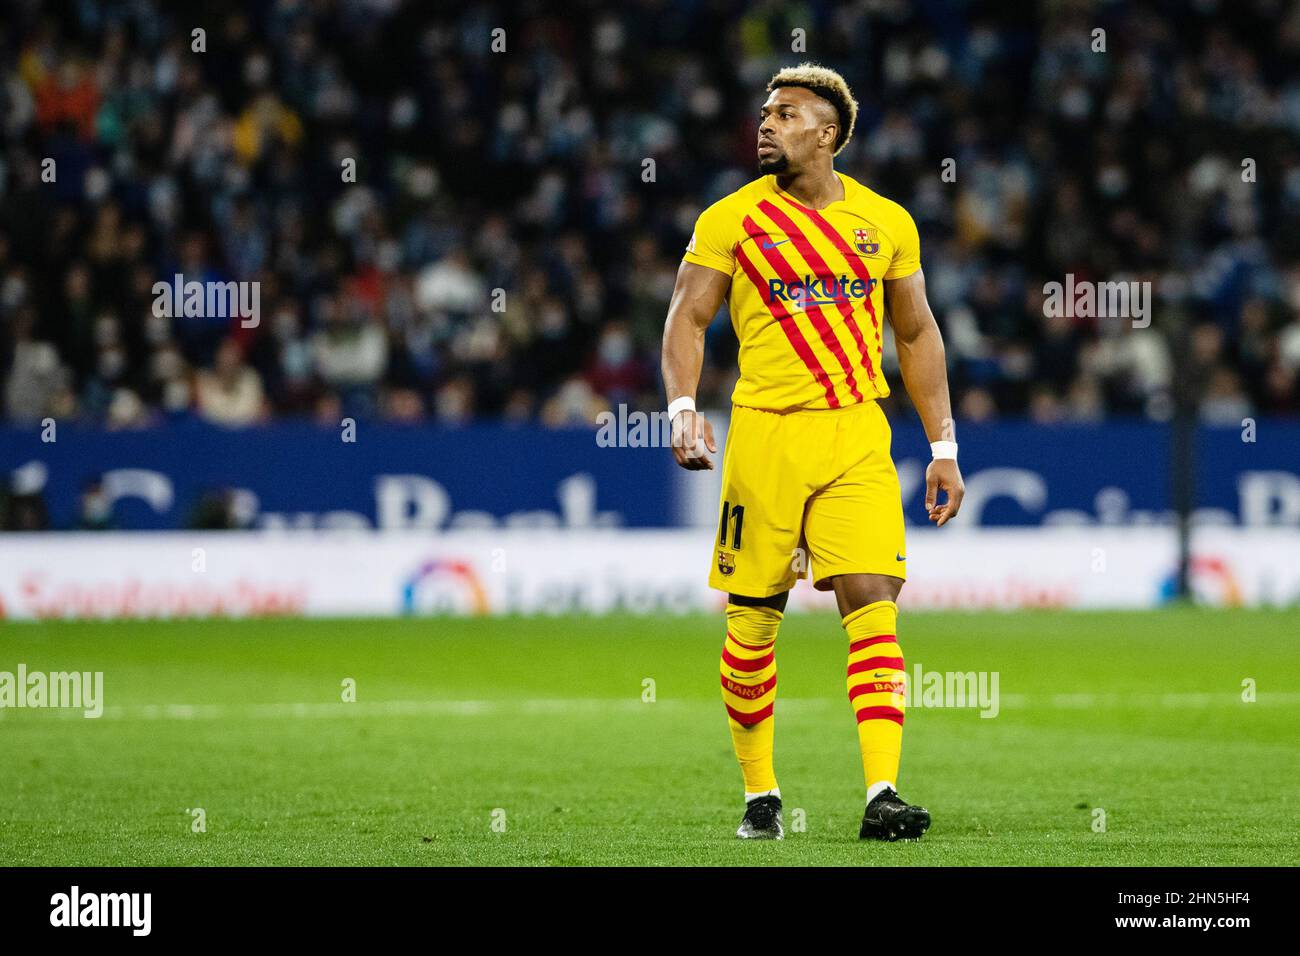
xmin=683 ymin=171 xmax=920 ymax=411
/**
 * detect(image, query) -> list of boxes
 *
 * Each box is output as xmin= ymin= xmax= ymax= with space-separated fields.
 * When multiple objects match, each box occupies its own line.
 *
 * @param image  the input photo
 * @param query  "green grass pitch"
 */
xmin=1 ymin=609 xmax=1297 ymax=866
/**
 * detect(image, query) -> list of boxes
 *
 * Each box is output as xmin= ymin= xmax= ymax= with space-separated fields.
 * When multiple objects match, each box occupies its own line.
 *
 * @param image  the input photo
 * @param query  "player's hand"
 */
xmin=670 ymin=410 xmax=717 ymax=470
xmin=925 ymin=458 xmax=964 ymax=527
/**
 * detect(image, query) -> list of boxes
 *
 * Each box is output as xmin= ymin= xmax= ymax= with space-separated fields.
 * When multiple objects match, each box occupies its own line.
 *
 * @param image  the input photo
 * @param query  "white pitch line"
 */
xmin=1 ymin=691 xmax=1298 ymax=722
xmin=10 ymin=698 xmax=679 ymax=721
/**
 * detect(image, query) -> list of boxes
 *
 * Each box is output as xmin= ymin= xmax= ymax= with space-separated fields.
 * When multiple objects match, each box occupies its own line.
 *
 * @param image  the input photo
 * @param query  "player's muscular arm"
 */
xmin=662 ymin=261 xmax=730 ymax=470
xmin=885 ymin=269 xmax=965 ymax=526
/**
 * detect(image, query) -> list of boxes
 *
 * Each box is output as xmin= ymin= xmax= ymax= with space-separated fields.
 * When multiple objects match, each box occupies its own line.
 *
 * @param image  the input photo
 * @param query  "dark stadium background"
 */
xmin=0 ymin=0 xmax=1297 ymax=871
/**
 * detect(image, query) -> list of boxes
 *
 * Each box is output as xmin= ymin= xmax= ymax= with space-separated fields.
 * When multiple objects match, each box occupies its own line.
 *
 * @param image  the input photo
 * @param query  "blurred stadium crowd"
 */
xmin=2 ymin=0 xmax=1299 ymax=430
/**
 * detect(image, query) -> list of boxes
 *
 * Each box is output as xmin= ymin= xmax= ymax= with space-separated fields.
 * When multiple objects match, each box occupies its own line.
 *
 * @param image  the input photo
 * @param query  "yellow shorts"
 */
xmin=708 ymin=400 xmax=906 ymax=596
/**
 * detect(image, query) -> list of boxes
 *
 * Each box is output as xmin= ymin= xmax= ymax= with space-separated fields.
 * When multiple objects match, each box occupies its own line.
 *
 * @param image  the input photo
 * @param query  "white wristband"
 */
xmin=930 ymin=440 xmax=958 ymax=460
xmin=667 ymin=396 xmax=696 ymax=421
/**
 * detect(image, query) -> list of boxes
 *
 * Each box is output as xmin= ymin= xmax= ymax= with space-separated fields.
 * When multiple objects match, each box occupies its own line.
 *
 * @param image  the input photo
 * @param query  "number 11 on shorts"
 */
xmin=718 ymin=500 xmax=745 ymax=550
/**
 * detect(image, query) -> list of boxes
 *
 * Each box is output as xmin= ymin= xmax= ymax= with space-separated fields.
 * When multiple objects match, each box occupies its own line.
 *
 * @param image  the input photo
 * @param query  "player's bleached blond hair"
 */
xmin=766 ymin=63 xmax=858 ymax=156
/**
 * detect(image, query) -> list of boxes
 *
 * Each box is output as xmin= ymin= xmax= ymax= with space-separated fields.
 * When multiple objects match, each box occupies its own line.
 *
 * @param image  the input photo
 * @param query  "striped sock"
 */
xmin=720 ymin=603 xmax=782 ymax=794
xmin=843 ymin=600 xmax=906 ymax=792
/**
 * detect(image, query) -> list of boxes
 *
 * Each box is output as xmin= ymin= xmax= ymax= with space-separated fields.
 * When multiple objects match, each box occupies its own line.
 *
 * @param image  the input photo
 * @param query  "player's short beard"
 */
xmin=758 ymin=152 xmax=789 ymax=174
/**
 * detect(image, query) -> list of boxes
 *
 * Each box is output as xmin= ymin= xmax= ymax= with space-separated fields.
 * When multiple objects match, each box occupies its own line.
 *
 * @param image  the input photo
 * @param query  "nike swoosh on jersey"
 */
xmin=760 ymin=238 xmax=790 ymax=249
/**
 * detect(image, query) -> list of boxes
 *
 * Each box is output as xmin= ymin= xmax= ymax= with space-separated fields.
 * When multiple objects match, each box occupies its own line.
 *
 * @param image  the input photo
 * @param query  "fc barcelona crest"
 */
xmin=853 ymin=228 xmax=880 ymax=255
xmin=717 ymin=550 xmax=736 ymax=576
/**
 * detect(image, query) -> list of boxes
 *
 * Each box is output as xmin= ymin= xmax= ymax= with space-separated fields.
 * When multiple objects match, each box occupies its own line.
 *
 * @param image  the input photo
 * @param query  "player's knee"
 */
xmin=725 ymin=601 xmax=783 ymax=647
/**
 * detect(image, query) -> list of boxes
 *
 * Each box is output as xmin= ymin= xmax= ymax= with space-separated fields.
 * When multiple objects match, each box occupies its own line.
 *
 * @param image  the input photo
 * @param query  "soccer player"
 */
xmin=661 ymin=63 xmax=964 ymax=841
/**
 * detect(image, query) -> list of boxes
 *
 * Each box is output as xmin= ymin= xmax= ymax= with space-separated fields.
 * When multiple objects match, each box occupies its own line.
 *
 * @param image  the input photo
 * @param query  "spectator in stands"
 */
xmin=311 ymin=297 xmax=388 ymax=418
xmin=194 ymin=336 xmax=267 ymax=426
xmin=3 ymin=307 xmax=67 ymax=423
